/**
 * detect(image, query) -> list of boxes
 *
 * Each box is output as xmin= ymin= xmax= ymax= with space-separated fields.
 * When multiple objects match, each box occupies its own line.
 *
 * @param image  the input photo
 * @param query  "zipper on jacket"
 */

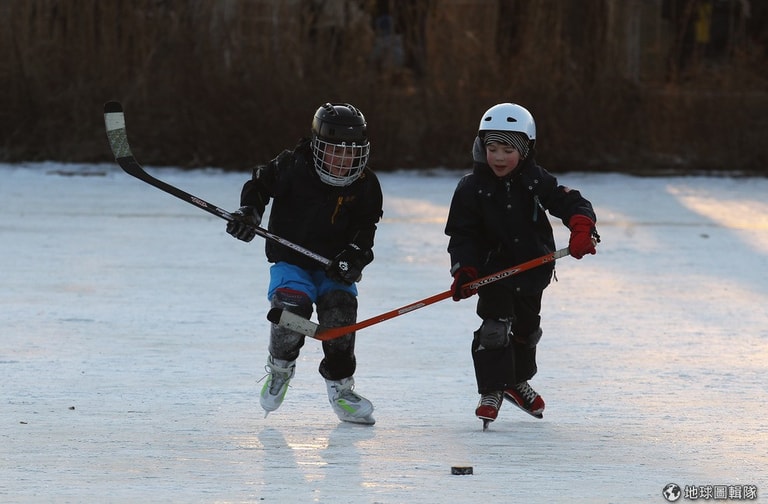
xmin=331 ymin=195 xmax=343 ymax=224
xmin=533 ymin=195 xmax=545 ymax=222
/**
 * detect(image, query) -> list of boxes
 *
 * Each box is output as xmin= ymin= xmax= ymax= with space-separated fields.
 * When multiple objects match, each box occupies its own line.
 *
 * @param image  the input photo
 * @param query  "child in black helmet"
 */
xmin=226 ymin=103 xmax=383 ymax=425
xmin=445 ymin=102 xmax=599 ymax=428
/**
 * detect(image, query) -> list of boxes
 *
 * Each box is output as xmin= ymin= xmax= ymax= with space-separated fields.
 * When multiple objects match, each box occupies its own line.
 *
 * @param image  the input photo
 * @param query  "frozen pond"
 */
xmin=2 ymin=163 xmax=767 ymax=503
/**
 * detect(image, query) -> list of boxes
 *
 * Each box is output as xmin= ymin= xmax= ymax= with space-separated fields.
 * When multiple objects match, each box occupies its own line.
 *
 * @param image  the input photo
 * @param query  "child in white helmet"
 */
xmin=445 ymin=103 xmax=599 ymax=428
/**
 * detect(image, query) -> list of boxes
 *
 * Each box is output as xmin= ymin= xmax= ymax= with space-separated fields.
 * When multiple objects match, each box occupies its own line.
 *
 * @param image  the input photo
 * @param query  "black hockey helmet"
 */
xmin=310 ymin=103 xmax=370 ymax=186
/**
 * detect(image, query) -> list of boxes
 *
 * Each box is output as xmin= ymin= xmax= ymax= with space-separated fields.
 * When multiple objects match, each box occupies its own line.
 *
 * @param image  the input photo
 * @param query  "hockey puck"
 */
xmin=451 ymin=466 xmax=473 ymax=475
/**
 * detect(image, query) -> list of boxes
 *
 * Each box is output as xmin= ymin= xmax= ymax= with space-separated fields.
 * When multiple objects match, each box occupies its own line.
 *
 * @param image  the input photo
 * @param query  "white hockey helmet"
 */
xmin=478 ymin=103 xmax=536 ymax=157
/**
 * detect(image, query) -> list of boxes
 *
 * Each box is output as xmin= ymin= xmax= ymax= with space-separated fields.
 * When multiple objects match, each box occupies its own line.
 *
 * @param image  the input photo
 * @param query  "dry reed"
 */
xmin=1 ymin=0 xmax=766 ymax=173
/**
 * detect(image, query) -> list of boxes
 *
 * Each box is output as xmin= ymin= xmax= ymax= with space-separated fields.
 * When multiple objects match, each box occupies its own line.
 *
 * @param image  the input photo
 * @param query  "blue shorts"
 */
xmin=267 ymin=262 xmax=358 ymax=302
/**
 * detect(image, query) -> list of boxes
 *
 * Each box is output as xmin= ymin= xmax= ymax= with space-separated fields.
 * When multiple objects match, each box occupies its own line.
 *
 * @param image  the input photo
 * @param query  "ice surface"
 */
xmin=2 ymin=163 xmax=766 ymax=503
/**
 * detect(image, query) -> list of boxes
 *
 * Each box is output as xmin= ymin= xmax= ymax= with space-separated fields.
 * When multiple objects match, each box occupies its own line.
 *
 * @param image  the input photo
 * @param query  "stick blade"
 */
xmin=104 ymin=101 xmax=123 ymax=114
xmin=103 ymin=102 xmax=132 ymax=159
xmin=266 ymin=308 xmax=321 ymax=338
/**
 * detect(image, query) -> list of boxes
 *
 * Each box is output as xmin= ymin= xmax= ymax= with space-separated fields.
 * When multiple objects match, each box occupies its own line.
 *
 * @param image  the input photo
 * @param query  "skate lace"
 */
xmin=515 ymin=382 xmax=538 ymax=404
xmin=331 ymin=382 xmax=362 ymax=404
xmin=479 ymin=391 xmax=503 ymax=408
xmin=259 ymin=362 xmax=294 ymax=394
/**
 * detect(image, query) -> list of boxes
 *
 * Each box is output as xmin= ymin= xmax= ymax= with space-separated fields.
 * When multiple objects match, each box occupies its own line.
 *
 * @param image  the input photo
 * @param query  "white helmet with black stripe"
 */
xmin=477 ymin=103 xmax=536 ymax=158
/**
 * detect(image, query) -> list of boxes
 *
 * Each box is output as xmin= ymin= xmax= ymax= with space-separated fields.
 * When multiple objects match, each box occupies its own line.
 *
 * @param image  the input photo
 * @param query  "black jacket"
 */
xmin=445 ymin=150 xmax=596 ymax=295
xmin=240 ymin=139 xmax=383 ymax=270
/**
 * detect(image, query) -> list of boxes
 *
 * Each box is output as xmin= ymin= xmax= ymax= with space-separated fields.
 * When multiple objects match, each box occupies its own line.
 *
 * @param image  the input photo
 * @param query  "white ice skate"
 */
xmin=325 ymin=377 xmax=375 ymax=425
xmin=259 ymin=356 xmax=295 ymax=417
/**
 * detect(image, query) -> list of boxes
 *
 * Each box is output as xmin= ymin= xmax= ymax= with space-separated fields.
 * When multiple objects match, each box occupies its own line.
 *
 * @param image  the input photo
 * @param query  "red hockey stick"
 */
xmin=267 ymin=247 xmax=570 ymax=341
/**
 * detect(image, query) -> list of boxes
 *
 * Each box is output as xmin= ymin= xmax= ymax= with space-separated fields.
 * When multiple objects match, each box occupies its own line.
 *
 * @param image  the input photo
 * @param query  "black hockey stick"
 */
xmin=103 ymin=101 xmax=332 ymax=267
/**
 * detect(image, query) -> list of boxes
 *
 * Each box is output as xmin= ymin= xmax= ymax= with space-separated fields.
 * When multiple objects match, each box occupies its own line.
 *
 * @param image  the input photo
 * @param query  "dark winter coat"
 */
xmin=445 ymin=146 xmax=596 ymax=295
xmin=240 ymin=139 xmax=383 ymax=270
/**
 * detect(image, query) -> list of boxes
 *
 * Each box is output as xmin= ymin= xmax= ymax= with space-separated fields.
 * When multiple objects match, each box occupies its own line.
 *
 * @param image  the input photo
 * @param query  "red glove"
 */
xmin=451 ymin=266 xmax=479 ymax=301
xmin=568 ymin=214 xmax=598 ymax=259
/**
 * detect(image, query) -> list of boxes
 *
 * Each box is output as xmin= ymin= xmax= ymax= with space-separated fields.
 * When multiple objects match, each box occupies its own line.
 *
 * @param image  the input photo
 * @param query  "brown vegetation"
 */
xmin=1 ymin=0 xmax=766 ymax=173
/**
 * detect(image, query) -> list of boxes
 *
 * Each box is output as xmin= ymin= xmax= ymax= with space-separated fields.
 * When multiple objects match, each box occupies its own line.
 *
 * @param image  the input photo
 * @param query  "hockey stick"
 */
xmin=267 ymin=247 xmax=571 ymax=341
xmin=103 ymin=101 xmax=332 ymax=267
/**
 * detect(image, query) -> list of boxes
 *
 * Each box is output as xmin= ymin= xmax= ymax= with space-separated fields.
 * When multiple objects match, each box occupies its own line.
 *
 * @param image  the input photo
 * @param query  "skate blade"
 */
xmin=510 ymin=402 xmax=543 ymax=419
xmin=339 ymin=414 xmax=376 ymax=425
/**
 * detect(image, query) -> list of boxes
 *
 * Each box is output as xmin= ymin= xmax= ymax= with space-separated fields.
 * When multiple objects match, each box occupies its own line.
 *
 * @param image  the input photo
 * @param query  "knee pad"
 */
xmin=317 ymin=290 xmax=357 ymax=328
xmin=269 ymin=288 xmax=312 ymax=360
xmin=317 ymin=291 xmax=358 ymax=377
xmin=515 ymin=327 xmax=543 ymax=348
xmin=271 ymin=288 xmax=313 ymax=319
xmin=473 ymin=318 xmax=511 ymax=350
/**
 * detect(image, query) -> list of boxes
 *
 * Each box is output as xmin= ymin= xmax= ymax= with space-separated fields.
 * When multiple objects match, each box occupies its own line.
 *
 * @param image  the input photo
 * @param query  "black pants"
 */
xmin=471 ymin=284 xmax=543 ymax=394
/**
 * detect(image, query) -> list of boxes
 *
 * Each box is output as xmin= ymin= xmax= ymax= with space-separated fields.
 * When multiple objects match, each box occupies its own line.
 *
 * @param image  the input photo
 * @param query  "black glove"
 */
xmin=226 ymin=206 xmax=261 ymax=242
xmin=327 ymin=243 xmax=373 ymax=285
xmin=451 ymin=266 xmax=478 ymax=301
